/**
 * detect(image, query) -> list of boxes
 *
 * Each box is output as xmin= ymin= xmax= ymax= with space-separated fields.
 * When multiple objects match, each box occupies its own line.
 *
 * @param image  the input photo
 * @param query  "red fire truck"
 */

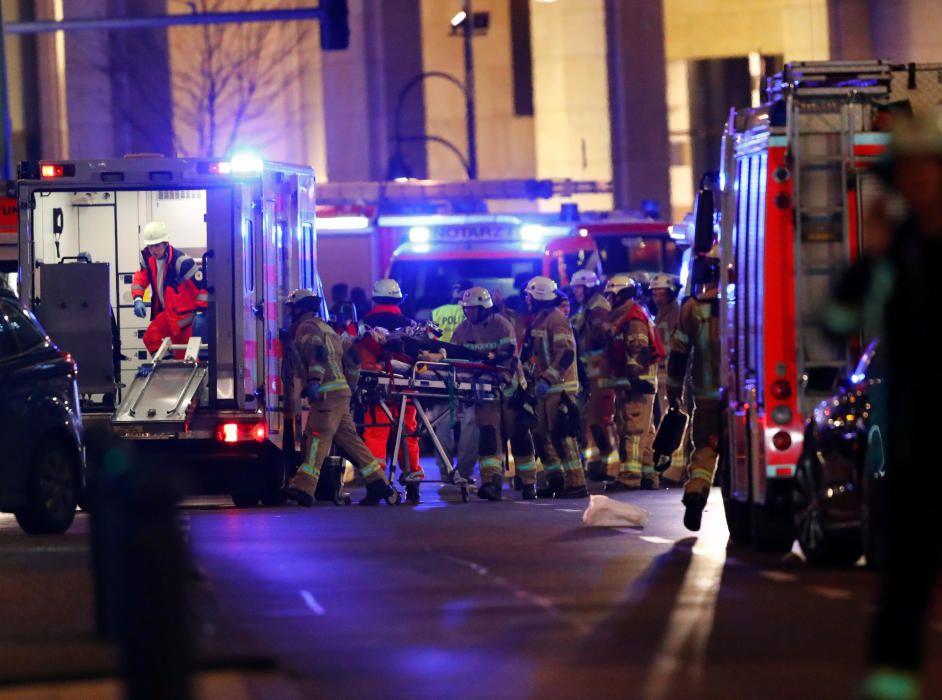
xmin=716 ymin=60 xmax=941 ymax=549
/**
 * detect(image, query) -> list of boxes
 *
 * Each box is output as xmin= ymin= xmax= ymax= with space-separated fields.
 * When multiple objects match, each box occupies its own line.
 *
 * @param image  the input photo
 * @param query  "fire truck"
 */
xmin=715 ymin=60 xmax=942 ymax=549
xmin=0 ymin=182 xmax=17 ymax=278
xmin=16 ymin=155 xmax=317 ymax=506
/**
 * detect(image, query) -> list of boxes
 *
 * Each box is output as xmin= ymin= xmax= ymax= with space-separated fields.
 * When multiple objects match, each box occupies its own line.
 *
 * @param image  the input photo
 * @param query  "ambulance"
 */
xmin=16 ymin=155 xmax=317 ymax=506
xmin=715 ymin=60 xmax=941 ymax=549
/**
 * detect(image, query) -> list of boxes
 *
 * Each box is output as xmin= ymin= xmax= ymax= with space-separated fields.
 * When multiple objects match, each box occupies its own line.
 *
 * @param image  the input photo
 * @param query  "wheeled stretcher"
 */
xmin=356 ymin=360 xmax=508 ymax=503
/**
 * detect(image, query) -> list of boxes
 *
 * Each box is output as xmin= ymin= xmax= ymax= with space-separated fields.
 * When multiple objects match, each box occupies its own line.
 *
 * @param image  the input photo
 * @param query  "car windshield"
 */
xmin=596 ymin=235 xmax=683 ymax=276
xmin=390 ymin=257 xmax=541 ymax=318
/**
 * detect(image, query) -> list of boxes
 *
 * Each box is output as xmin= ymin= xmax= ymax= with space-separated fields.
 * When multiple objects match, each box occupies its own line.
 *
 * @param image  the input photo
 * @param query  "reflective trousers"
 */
xmin=288 ymin=394 xmax=387 ymax=497
xmin=656 ymin=366 xmax=687 ymax=479
xmin=143 ymin=310 xmax=193 ymax=357
xmin=615 ymin=390 xmax=656 ymax=485
xmin=534 ymin=392 xmax=585 ymax=488
xmin=475 ymin=400 xmax=537 ymax=485
xmin=581 ymin=384 xmax=618 ymax=479
xmin=363 ymin=402 xmax=424 ymax=479
xmin=683 ymin=397 xmax=721 ymax=498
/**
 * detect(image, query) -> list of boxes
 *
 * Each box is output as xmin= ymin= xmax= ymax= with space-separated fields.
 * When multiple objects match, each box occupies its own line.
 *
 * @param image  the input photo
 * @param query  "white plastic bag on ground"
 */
xmin=582 ymin=494 xmax=650 ymax=528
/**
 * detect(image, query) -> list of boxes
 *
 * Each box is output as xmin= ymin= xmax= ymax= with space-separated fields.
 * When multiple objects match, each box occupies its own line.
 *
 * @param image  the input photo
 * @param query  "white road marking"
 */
xmin=299 ymin=589 xmax=325 ymax=615
xmin=554 ymin=508 xmax=583 ymax=513
xmin=639 ymin=536 xmax=673 ymax=545
xmin=641 ymin=513 xmax=727 ymax=700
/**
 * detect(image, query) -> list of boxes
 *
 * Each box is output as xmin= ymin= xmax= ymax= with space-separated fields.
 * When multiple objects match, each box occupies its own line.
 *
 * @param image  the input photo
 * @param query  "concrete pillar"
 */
xmin=322 ymin=0 xmax=427 ymax=181
xmin=829 ymin=0 xmax=942 ymax=63
xmin=605 ymin=0 xmax=670 ymax=216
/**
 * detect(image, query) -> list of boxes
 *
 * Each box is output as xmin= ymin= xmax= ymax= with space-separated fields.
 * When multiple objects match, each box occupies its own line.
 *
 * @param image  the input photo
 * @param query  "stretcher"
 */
xmin=357 ymin=360 xmax=509 ymax=503
xmin=112 ymin=336 xmax=208 ymax=436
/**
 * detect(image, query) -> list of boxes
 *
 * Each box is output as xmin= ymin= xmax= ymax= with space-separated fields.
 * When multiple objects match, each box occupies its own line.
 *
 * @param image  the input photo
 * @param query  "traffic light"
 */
xmin=320 ymin=0 xmax=349 ymax=51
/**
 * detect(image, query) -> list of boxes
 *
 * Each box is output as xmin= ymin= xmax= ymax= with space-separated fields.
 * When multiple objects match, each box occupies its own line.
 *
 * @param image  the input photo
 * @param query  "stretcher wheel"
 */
xmin=343 ymin=494 xmax=352 ymax=506
xmin=386 ymin=488 xmax=402 ymax=505
xmin=460 ymin=485 xmax=470 ymax=503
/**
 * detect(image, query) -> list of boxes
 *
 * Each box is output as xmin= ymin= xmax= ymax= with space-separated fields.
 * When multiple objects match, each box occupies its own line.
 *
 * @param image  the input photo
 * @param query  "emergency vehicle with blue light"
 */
xmin=715 ymin=60 xmax=941 ymax=549
xmin=16 ymin=154 xmax=318 ymax=507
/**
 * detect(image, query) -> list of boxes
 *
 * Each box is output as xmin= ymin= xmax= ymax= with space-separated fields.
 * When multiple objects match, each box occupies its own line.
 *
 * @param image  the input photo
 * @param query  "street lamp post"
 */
xmin=461 ymin=0 xmax=478 ymax=180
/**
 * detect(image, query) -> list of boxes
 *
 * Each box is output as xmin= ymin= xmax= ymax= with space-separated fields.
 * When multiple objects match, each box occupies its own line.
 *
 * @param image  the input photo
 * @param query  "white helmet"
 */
xmin=570 ymin=270 xmax=600 ymax=288
xmin=141 ymin=221 xmax=170 ymax=246
xmin=460 ymin=286 xmax=493 ymax=309
xmin=372 ymin=278 xmax=403 ymax=300
xmin=524 ymin=276 xmax=558 ymax=302
xmin=604 ymin=274 xmax=639 ymax=296
xmin=648 ymin=273 xmax=676 ymax=291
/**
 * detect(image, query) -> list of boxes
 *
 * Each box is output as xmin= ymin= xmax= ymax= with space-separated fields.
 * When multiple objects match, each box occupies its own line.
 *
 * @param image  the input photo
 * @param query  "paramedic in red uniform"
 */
xmin=131 ymin=221 xmax=209 ymax=355
xmin=359 ymin=278 xmax=424 ymax=503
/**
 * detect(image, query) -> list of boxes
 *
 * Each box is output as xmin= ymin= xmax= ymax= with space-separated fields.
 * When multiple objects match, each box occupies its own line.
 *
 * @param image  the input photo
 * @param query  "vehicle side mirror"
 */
xmin=692 ymin=184 xmax=714 ymax=254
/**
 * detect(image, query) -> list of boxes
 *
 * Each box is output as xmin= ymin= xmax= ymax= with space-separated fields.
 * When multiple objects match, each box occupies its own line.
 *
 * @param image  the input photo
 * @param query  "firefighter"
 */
xmin=360 ymin=278 xmax=424 ymax=502
xmin=570 ymin=270 xmax=617 ymax=482
xmin=281 ymin=289 xmax=396 ymax=507
xmin=131 ymin=221 xmax=209 ymax=355
xmin=451 ymin=286 xmax=539 ymax=500
xmin=666 ymin=248 xmax=721 ymax=530
xmin=604 ymin=274 xmax=665 ymax=492
xmin=649 ymin=272 xmax=686 ymax=481
xmin=522 ymin=276 xmax=587 ymax=499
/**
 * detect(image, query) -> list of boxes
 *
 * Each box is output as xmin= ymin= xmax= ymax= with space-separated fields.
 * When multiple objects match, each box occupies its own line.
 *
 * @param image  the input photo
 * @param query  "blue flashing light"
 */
xmin=850 ymin=372 xmax=866 ymax=385
xmin=519 ymin=224 xmax=547 ymax=242
xmin=409 ymin=226 xmax=431 ymax=243
xmin=318 ymin=216 xmax=370 ymax=231
xmin=230 ymin=152 xmax=264 ymax=174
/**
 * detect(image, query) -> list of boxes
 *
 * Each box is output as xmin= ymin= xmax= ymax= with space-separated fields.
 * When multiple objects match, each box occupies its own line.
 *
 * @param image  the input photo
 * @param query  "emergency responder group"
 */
xmin=274 ymin=258 xmax=721 ymax=531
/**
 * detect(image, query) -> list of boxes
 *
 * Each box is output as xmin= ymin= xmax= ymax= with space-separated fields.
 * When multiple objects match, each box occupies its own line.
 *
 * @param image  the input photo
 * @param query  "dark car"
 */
xmin=0 ymin=288 xmax=84 ymax=534
xmin=793 ymin=338 xmax=888 ymax=566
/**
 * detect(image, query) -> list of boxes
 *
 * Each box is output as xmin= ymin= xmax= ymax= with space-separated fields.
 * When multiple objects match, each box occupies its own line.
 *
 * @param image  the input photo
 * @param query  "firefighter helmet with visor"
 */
xmin=649 ymin=273 xmax=676 ymax=291
xmin=372 ymin=278 xmax=404 ymax=300
xmin=525 ymin=276 xmax=559 ymax=301
xmin=460 ymin=286 xmax=494 ymax=309
xmin=604 ymin=274 xmax=639 ymax=297
xmin=570 ymin=270 xmax=600 ymax=288
xmin=141 ymin=221 xmax=170 ymax=246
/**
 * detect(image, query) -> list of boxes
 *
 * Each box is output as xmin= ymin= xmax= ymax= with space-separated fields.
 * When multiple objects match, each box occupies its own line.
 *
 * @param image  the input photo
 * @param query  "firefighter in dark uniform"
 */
xmin=570 ymin=269 xmax=618 ymax=482
xmin=281 ymin=288 xmax=397 ymax=507
xmin=450 ymin=286 xmax=539 ymax=500
xmin=523 ymin=276 xmax=587 ymax=499
xmin=666 ymin=246 xmax=721 ymax=530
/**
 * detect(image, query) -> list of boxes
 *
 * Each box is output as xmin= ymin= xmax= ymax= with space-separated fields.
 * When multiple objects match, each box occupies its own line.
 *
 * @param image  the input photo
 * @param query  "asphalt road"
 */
xmin=186 ymin=483 xmax=942 ymax=700
xmin=1 ymin=481 xmax=941 ymax=699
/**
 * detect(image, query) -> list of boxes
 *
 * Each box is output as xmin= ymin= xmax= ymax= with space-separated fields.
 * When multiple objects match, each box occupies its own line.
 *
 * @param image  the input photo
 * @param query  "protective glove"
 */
xmin=133 ymin=299 xmax=147 ymax=318
xmin=306 ymin=381 xmax=321 ymax=400
xmin=191 ymin=311 xmax=208 ymax=339
xmin=535 ymin=379 xmax=551 ymax=400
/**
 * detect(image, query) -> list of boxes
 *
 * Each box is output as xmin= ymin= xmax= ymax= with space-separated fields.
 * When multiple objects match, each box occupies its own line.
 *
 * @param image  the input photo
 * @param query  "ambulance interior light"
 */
xmin=409 ymin=226 xmax=431 ymax=243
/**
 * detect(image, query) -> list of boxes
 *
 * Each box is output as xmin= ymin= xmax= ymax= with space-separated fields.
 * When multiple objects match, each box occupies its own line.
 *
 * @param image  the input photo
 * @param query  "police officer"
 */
xmin=523 ymin=276 xmax=587 ymax=499
xmin=131 ymin=221 xmax=209 ymax=355
xmin=649 ymin=273 xmax=686 ymax=480
xmin=570 ymin=270 xmax=617 ymax=482
xmin=604 ymin=274 xmax=665 ymax=491
xmin=432 ymin=279 xmax=474 ymax=342
xmin=451 ymin=286 xmax=539 ymax=500
xmin=281 ymin=289 xmax=397 ymax=507
xmin=666 ymin=247 xmax=720 ymax=530
xmin=360 ymin=278 xmax=424 ymax=502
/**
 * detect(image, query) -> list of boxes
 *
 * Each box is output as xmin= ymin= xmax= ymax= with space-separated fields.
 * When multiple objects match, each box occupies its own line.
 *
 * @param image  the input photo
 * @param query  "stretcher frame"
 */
xmin=357 ymin=360 xmax=507 ymax=503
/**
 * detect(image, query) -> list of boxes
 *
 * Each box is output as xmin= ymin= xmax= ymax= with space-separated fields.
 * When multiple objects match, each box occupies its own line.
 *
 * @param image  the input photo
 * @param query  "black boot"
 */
xmin=682 ymin=492 xmax=707 ymax=531
xmin=586 ymin=462 xmax=608 ymax=482
xmin=282 ymin=486 xmax=314 ymax=507
xmin=405 ymin=481 xmax=421 ymax=504
xmin=359 ymin=480 xmax=398 ymax=506
xmin=477 ymin=474 xmax=503 ymax=501
xmin=521 ymin=483 xmax=537 ymax=500
xmin=537 ymin=474 xmax=565 ymax=499
xmin=558 ymin=484 xmax=589 ymax=499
